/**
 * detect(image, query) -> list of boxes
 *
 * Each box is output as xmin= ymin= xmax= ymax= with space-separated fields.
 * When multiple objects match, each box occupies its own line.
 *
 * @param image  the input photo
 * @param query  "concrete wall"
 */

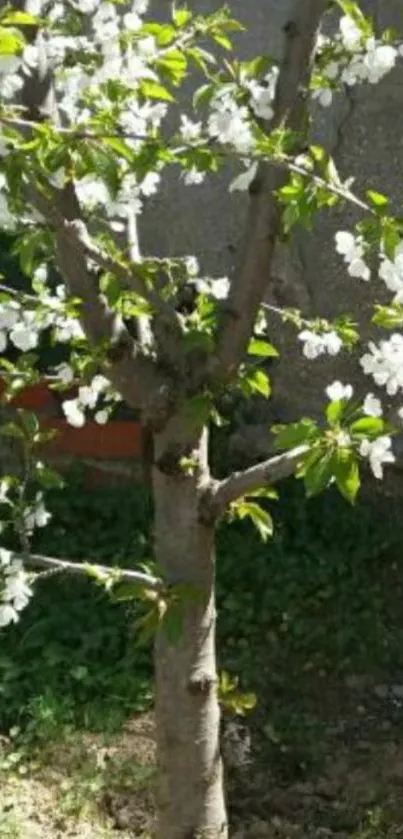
xmin=143 ymin=0 xmax=403 ymax=458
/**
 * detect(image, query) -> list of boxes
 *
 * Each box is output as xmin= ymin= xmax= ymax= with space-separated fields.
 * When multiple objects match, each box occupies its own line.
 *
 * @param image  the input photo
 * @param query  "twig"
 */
xmin=21 ymin=551 xmax=163 ymax=589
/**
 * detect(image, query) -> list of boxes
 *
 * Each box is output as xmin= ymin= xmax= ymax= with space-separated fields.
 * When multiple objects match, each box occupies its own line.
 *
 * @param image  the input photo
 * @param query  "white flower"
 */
xmin=76 ymin=177 xmax=110 ymax=209
xmin=0 ymin=548 xmax=11 ymax=568
xmin=3 ymin=571 xmax=32 ymax=605
xmin=229 ymin=162 xmax=258 ymax=193
xmin=364 ymin=43 xmax=397 ymax=84
xmin=359 ymin=436 xmax=395 ymax=479
xmin=9 ymin=322 xmax=39 ymax=352
xmin=379 ymin=241 xmax=403 ymax=299
xmin=323 ymin=331 xmax=343 ymax=356
xmin=324 ymin=60 xmax=340 ymax=80
xmin=0 ymin=302 xmax=21 ymax=331
xmin=183 ymin=167 xmax=205 ymax=186
xmin=312 ymin=87 xmax=333 ymax=107
xmin=24 ymin=493 xmax=51 ymax=532
xmin=0 ymin=55 xmax=21 ymax=75
xmin=326 ymin=381 xmax=353 ymax=401
xmin=335 ymin=230 xmax=360 ymax=260
xmin=78 ymin=385 xmax=98 ymax=409
xmin=180 ymin=115 xmax=202 ymax=142
xmin=363 ymin=393 xmax=383 ymax=417
xmin=76 ymin=0 xmax=98 ymax=12
xmin=211 ymin=277 xmax=230 ymax=300
xmin=55 ymin=362 xmax=75 ymax=385
xmin=91 ymin=375 xmax=109 ymax=394
xmin=140 ymin=171 xmax=160 ymax=197
xmin=124 ymin=11 xmax=141 ymax=30
xmin=0 ymin=603 xmax=19 ymax=627
xmin=208 ymin=96 xmax=254 ymax=154
xmin=360 ymin=334 xmax=403 ymax=396
xmin=298 ymin=329 xmax=342 ymax=359
xmin=339 ymin=16 xmax=362 ymax=52
xmin=335 ymin=231 xmax=370 ymax=280
xmin=185 ymin=256 xmax=200 ymax=277
xmin=0 ymin=331 xmax=6 ymax=352
xmin=95 ymin=409 xmax=109 ymax=424
xmin=298 ymin=329 xmax=324 ymax=360
xmin=63 ymin=398 xmax=86 ymax=427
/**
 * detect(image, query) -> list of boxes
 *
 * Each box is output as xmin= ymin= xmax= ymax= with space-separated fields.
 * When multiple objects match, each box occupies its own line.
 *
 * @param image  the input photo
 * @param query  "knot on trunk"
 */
xmin=187 ymin=672 xmax=217 ymax=696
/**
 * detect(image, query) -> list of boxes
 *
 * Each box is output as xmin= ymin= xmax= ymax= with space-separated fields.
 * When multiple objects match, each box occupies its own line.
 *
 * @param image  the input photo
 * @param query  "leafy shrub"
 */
xmin=0 ymin=469 xmax=402 ymax=736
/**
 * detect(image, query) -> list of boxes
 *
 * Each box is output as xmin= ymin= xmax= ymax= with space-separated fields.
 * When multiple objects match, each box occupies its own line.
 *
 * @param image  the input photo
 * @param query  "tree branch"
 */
xmin=215 ymin=0 xmax=328 ymax=376
xmin=9 ymin=1 xmax=178 ymax=427
xmin=211 ymin=445 xmax=308 ymax=512
xmin=19 ymin=551 xmax=163 ymax=590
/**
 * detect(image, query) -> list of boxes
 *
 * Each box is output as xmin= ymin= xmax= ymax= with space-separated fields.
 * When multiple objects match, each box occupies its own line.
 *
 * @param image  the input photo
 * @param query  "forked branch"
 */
xmin=216 ymin=0 xmax=328 ymax=376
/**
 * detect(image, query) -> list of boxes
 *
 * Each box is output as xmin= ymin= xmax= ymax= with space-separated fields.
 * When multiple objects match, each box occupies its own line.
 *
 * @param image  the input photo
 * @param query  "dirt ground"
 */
xmin=2 ymin=676 xmax=403 ymax=839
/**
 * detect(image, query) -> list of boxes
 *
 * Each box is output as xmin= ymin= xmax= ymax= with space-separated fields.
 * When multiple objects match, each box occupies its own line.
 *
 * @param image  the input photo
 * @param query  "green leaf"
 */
xmin=142 ymin=22 xmax=176 ymax=46
xmin=0 ymin=27 xmax=24 ymax=54
xmin=103 ymin=136 xmax=135 ymax=164
xmin=332 ymin=449 xmax=360 ymax=504
xmin=367 ymin=190 xmax=389 ymax=210
xmin=1 ymin=11 xmax=38 ymax=25
xmin=303 ymin=451 xmax=333 ymax=497
xmin=100 ymin=273 xmax=122 ymax=307
xmin=273 ymin=418 xmax=319 ymax=451
xmin=139 ymin=79 xmax=175 ymax=102
xmin=35 ymin=464 xmax=64 ymax=490
xmin=247 ymin=339 xmax=279 ymax=358
xmin=244 ymin=368 xmax=271 ymax=398
xmin=18 ymin=410 xmax=39 ymax=438
xmin=373 ymin=304 xmax=403 ymax=329
xmin=172 ymin=7 xmax=192 ymax=28
xmin=326 ymin=399 xmax=344 ymax=426
xmin=350 ymin=417 xmax=385 ymax=437
xmin=113 ymin=582 xmax=157 ymax=602
xmin=234 ymin=501 xmax=273 ymax=542
xmin=246 ymin=486 xmax=279 ymax=501
xmin=0 ymin=423 xmax=25 ymax=441
xmin=211 ymin=31 xmax=232 ymax=50
xmin=183 ymin=394 xmax=212 ymax=429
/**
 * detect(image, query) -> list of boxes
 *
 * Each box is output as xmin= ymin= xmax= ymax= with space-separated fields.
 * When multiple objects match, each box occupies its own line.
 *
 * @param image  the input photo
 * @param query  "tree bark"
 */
xmin=153 ymin=426 xmax=227 ymax=839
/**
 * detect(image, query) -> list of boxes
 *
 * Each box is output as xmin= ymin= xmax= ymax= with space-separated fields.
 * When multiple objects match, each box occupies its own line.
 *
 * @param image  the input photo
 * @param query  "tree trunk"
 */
xmin=153 ymin=425 xmax=227 ymax=839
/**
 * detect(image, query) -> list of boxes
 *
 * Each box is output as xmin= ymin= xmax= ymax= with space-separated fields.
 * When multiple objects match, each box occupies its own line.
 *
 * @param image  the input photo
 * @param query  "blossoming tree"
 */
xmin=0 ymin=0 xmax=403 ymax=836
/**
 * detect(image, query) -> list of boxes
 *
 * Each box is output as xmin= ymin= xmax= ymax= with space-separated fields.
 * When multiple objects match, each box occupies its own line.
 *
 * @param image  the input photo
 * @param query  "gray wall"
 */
xmin=143 ymin=1 xmax=403 ymax=455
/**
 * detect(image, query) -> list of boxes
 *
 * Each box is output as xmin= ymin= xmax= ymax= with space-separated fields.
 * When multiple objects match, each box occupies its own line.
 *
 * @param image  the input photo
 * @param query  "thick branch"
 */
xmin=216 ymin=0 xmax=328 ymax=376
xmin=211 ymin=445 xmax=308 ymax=512
xmin=20 ymin=551 xmax=163 ymax=590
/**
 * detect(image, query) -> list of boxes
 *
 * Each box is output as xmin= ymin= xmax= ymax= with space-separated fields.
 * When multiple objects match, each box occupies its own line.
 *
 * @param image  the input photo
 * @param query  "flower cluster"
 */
xmin=298 ymin=329 xmax=342 ymax=360
xmin=244 ymin=65 xmax=279 ymax=122
xmin=0 ymin=283 xmax=84 ymax=354
xmin=0 ymin=550 xmax=33 ymax=629
xmin=326 ymin=381 xmax=353 ymax=402
xmin=335 ymin=231 xmax=370 ymax=281
xmin=314 ymin=15 xmax=402 ymax=107
xmin=62 ymin=374 xmax=115 ymax=427
xmin=208 ymin=90 xmax=254 ymax=154
xmin=325 ymin=383 xmax=393 ymax=479
xmin=195 ymin=277 xmax=230 ymax=301
xmin=359 ymin=436 xmax=395 ymax=479
xmin=23 ymin=492 xmax=52 ymax=535
xmin=360 ymin=333 xmax=403 ymax=396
